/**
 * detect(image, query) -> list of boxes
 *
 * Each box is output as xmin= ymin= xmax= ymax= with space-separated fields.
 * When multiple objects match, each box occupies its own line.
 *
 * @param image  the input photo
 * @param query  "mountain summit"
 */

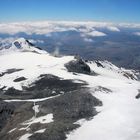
xmin=0 ymin=38 xmax=47 ymax=54
xmin=12 ymin=38 xmax=34 ymax=50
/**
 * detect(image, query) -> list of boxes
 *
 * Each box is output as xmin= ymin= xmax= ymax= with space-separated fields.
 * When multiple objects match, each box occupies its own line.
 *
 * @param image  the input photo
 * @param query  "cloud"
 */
xmin=83 ymin=38 xmax=93 ymax=42
xmin=0 ymin=23 xmax=32 ymax=35
xmin=0 ymin=21 xmax=140 ymax=36
xmin=118 ymin=23 xmax=140 ymax=28
xmin=81 ymin=30 xmax=106 ymax=37
xmin=86 ymin=31 xmax=106 ymax=37
xmin=107 ymin=26 xmax=120 ymax=32
xmin=78 ymin=26 xmax=94 ymax=33
xmin=29 ymin=39 xmax=44 ymax=44
xmin=133 ymin=32 xmax=140 ymax=36
xmin=0 ymin=37 xmax=17 ymax=48
xmin=0 ymin=21 xmax=79 ymax=35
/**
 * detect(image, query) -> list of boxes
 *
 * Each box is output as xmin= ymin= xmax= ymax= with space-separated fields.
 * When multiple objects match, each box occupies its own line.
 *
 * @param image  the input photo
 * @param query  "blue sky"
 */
xmin=0 ymin=0 xmax=140 ymax=23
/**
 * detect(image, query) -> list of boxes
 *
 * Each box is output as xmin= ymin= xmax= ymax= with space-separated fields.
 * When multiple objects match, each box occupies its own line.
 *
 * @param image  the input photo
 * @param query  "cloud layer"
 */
xmin=0 ymin=21 xmax=123 ymax=35
xmin=0 ymin=21 xmax=140 ymax=48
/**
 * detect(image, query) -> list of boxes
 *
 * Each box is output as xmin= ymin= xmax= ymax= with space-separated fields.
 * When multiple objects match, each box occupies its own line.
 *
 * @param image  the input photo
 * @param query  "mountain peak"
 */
xmin=11 ymin=38 xmax=34 ymax=50
xmin=0 ymin=38 xmax=47 ymax=54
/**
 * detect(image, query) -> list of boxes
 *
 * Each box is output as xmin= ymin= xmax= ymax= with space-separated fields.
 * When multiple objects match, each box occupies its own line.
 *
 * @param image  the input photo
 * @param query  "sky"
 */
xmin=0 ymin=0 xmax=140 ymax=23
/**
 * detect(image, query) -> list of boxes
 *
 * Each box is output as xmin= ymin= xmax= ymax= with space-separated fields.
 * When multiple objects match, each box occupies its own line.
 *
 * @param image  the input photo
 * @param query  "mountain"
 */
xmin=0 ymin=38 xmax=47 ymax=55
xmin=0 ymin=38 xmax=140 ymax=140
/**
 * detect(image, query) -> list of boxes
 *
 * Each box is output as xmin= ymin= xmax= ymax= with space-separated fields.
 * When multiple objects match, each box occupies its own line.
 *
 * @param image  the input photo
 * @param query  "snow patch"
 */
xmin=5 ymin=94 xmax=61 ymax=102
xmin=35 ymin=129 xmax=46 ymax=133
xmin=22 ymin=113 xmax=53 ymax=125
xmin=8 ymin=128 xmax=17 ymax=133
xmin=19 ymin=133 xmax=32 ymax=140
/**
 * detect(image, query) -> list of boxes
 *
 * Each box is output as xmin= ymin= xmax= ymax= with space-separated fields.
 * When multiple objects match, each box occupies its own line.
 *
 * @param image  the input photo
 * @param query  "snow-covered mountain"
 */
xmin=0 ymin=38 xmax=140 ymax=140
xmin=0 ymin=38 xmax=47 ymax=55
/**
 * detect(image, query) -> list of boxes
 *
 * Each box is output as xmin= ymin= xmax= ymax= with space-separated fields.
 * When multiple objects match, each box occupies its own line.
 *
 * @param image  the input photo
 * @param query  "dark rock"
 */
xmin=35 ymin=46 xmax=43 ymax=50
xmin=6 ymin=69 xmax=23 ymax=74
xmin=14 ymin=41 xmax=21 ymax=49
xmin=65 ymin=57 xmax=91 ymax=75
xmin=0 ymin=101 xmax=15 ymax=131
xmin=0 ymin=69 xmax=23 ymax=77
xmin=26 ymin=74 xmax=85 ymax=92
xmin=95 ymin=61 xmax=104 ymax=68
xmin=0 ymin=86 xmax=6 ymax=91
xmin=0 ymin=102 xmax=34 ymax=140
xmin=94 ymin=86 xmax=112 ymax=93
xmin=26 ymin=39 xmax=35 ymax=46
xmin=13 ymin=77 xmax=27 ymax=82
xmin=0 ymin=74 xmax=86 ymax=100
xmin=123 ymin=72 xmax=137 ymax=80
xmin=34 ymin=88 xmax=102 ymax=140
xmin=0 ymin=73 xmax=102 ymax=140
xmin=136 ymin=94 xmax=140 ymax=99
xmin=4 ymin=87 xmax=21 ymax=96
xmin=136 ymin=90 xmax=140 ymax=99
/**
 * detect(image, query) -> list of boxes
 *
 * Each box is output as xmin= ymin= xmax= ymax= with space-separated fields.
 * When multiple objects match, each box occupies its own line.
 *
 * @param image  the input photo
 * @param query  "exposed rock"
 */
xmin=0 ymin=74 xmax=86 ymax=101
xmin=0 ymin=102 xmax=34 ymax=140
xmin=0 ymin=101 xmax=15 ymax=131
xmin=35 ymin=46 xmax=43 ymax=50
xmin=123 ymin=72 xmax=137 ymax=80
xmin=13 ymin=41 xmax=22 ymax=49
xmin=29 ymin=88 xmax=102 ymax=140
xmin=65 ymin=57 xmax=92 ymax=75
xmin=0 ymin=69 xmax=23 ymax=77
xmin=136 ymin=90 xmax=140 ymax=99
xmin=0 ymin=86 xmax=6 ymax=91
xmin=0 ymin=74 xmax=101 ymax=140
xmin=26 ymin=39 xmax=35 ymax=46
xmin=95 ymin=61 xmax=104 ymax=68
xmin=94 ymin=86 xmax=112 ymax=93
xmin=0 ymin=76 xmax=102 ymax=140
xmin=136 ymin=94 xmax=140 ymax=99
xmin=4 ymin=87 xmax=21 ymax=96
xmin=26 ymin=74 xmax=85 ymax=92
xmin=13 ymin=77 xmax=27 ymax=82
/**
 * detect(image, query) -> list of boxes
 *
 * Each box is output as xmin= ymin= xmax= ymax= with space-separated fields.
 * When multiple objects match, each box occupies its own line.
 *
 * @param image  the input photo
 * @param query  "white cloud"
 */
xmin=133 ymin=32 xmax=140 ymax=36
xmin=118 ymin=23 xmax=140 ymax=28
xmin=0 ymin=21 xmax=140 ymax=36
xmin=81 ymin=30 xmax=106 ymax=37
xmin=29 ymin=39 xmax=44 ymax=44
xmin=0 ymin=37 xmax=16 ymax=43
xmin=84 ymin=38 xmax=93 ymax=42
xmin=0 ymin=21 xmax=79 ymax=35
xmin=0 ymin=37 xmax=17 ymax=48
xmin=107 ymin=26 xmax=120 ymax=32
xmin=78 ymin=26 xmax=95 ymax=33
xmin=87 ymin=30 xmax=106 ymax=37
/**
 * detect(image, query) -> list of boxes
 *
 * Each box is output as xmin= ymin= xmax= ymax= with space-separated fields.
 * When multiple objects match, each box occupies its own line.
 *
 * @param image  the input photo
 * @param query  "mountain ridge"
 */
xmin=0 ymin=38 xmax=140 ymax=140
xmin=0 ymin=38 xmax=47 ymax=55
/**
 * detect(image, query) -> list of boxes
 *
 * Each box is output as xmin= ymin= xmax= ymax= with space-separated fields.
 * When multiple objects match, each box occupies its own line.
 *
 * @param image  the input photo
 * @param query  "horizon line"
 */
xmin=1 ymin=19 xmax=140 ymax=25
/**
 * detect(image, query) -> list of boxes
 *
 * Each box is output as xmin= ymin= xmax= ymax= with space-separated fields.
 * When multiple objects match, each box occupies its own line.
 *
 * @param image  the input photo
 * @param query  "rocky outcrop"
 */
xmin=65 ymin=56 xmax=92 ymax=75
xmin=13 ymin=77 xmax=27 ymax=82
xmin=136 ymin=90 xmax=140 ymax=99
xmin=0 ymin=101 xmax=15 ymax=131
xmin=95 ymin=61 xmax=104 ymax=68
xmin=0 ymin=69 xmax=23 ymax=77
